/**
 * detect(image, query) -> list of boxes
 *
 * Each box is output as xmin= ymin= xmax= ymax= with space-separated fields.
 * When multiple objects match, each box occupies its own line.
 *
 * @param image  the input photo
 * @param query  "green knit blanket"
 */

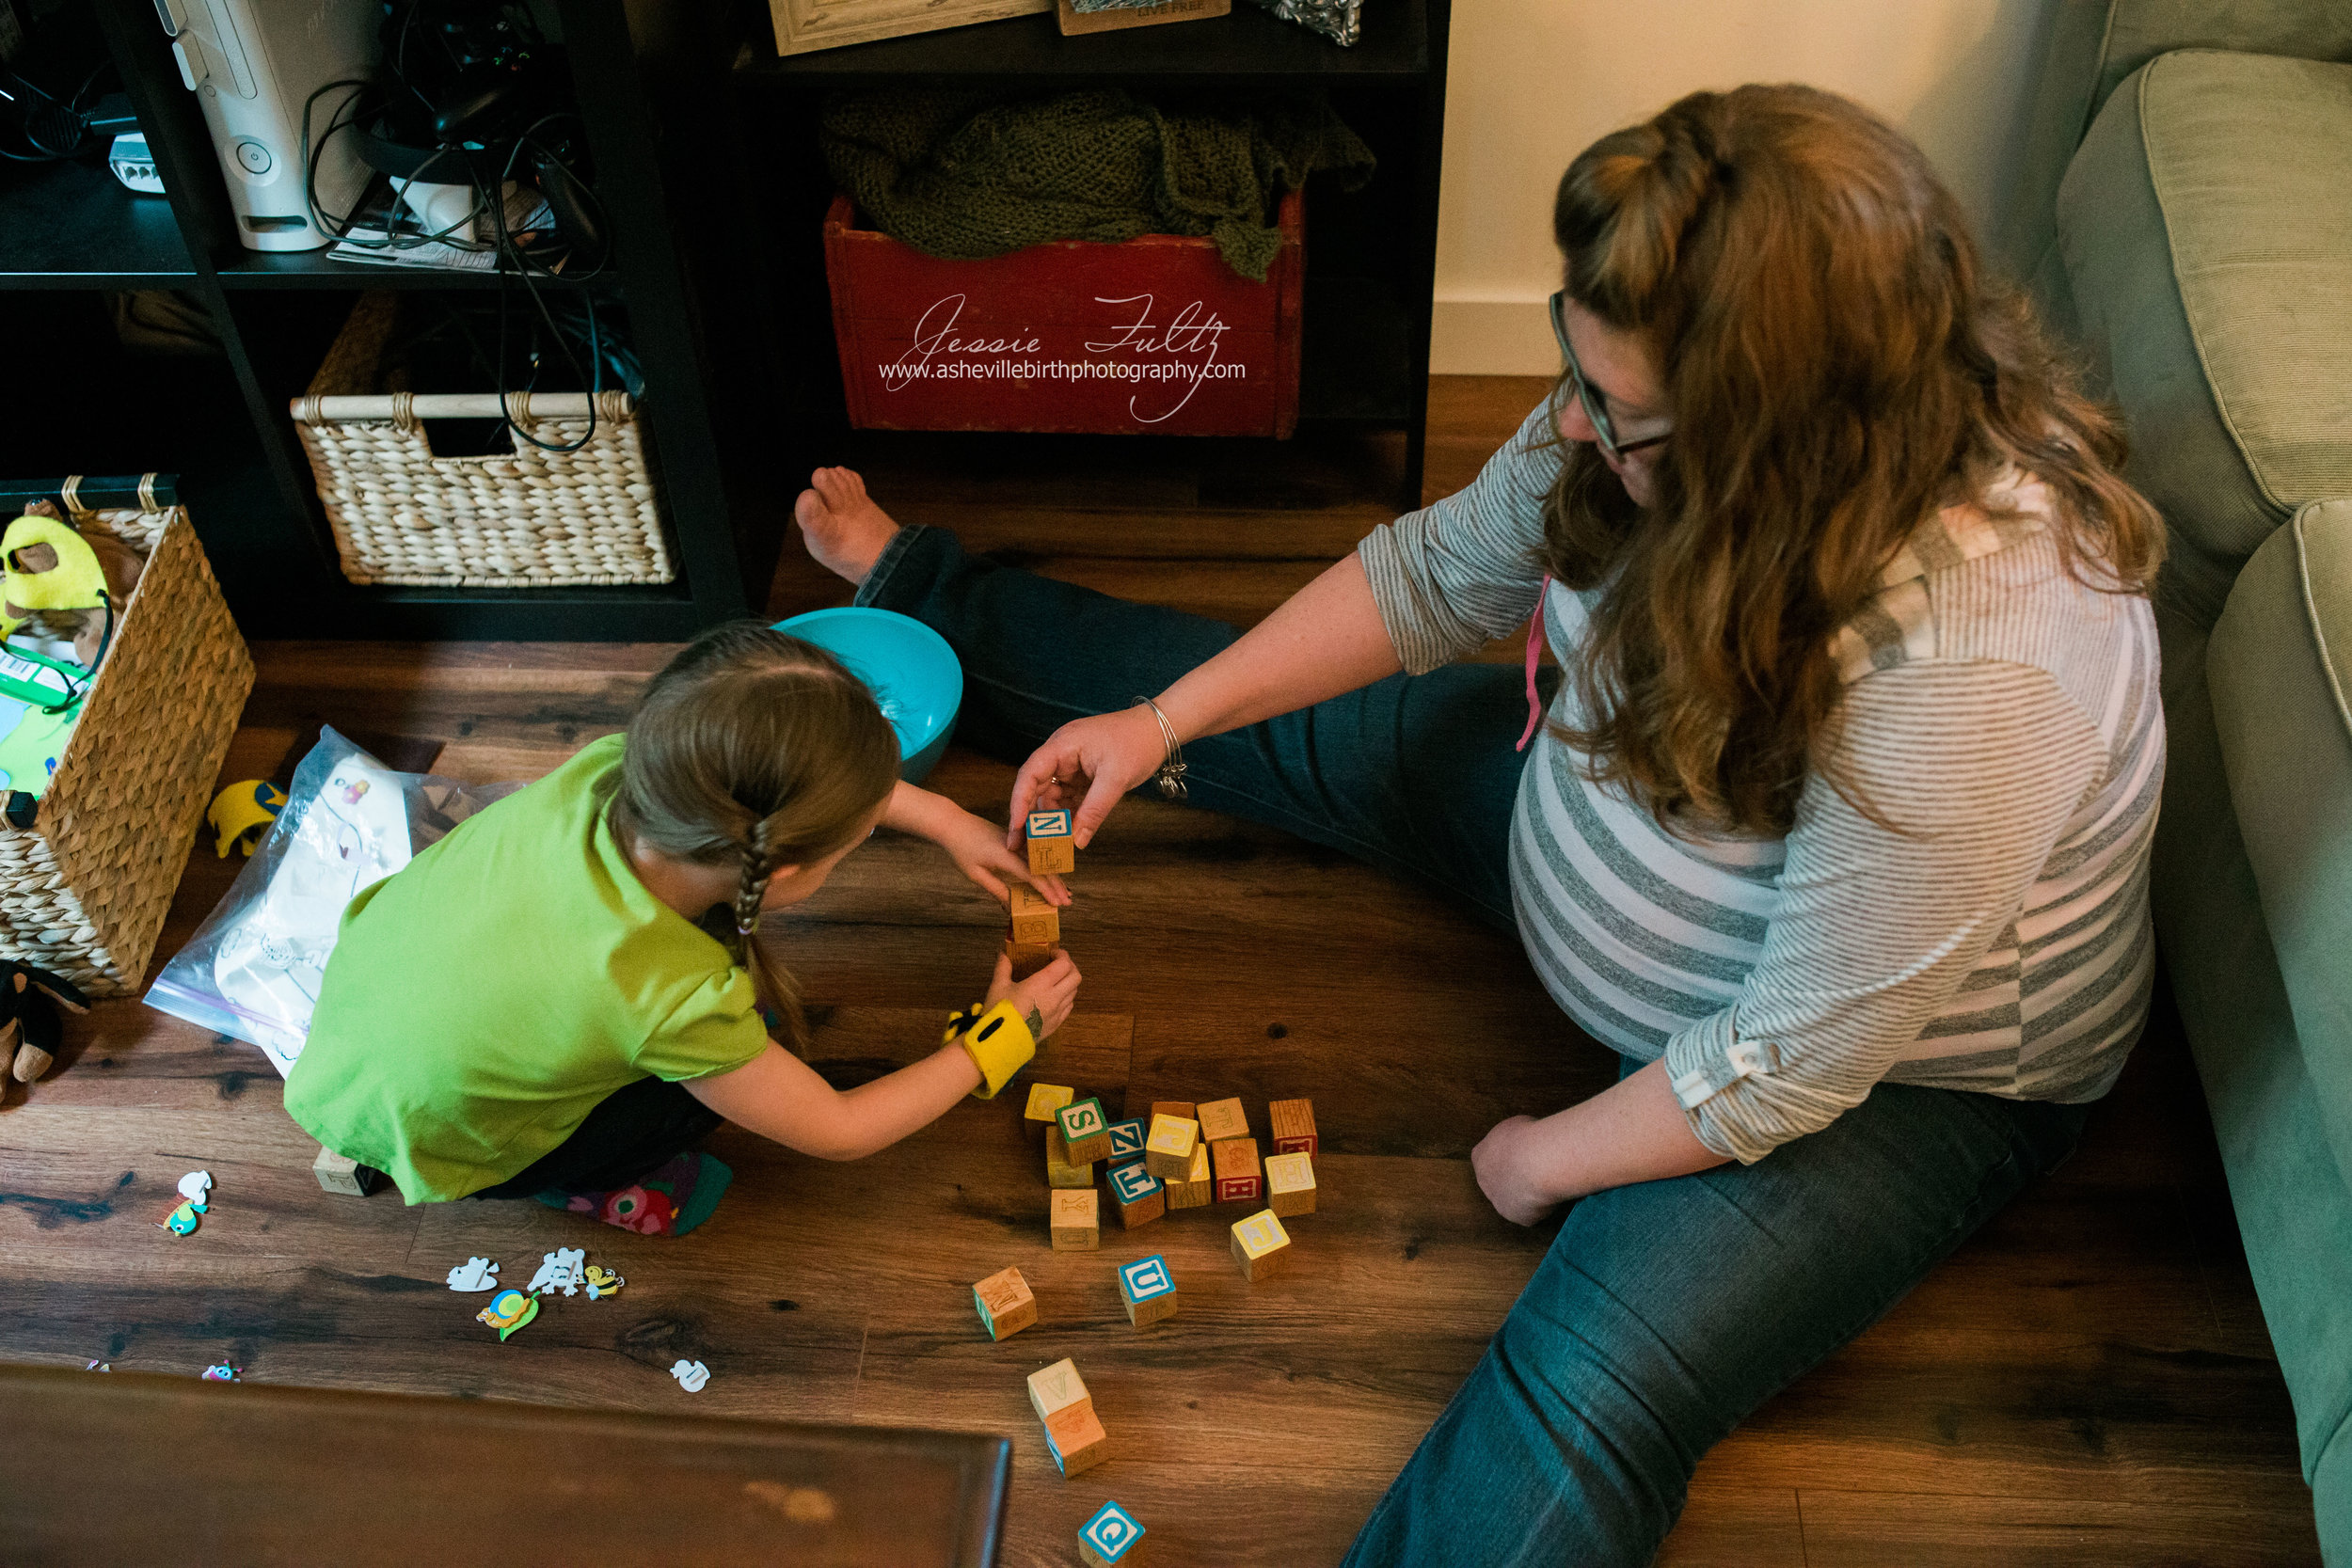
xmin=821 ymin=88 xmax=1375 ymax=281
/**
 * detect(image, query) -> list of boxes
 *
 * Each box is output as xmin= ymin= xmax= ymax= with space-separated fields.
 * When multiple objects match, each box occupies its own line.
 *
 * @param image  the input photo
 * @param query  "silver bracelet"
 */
xmin=1135 ymin=695 xmax=1188 ymax=800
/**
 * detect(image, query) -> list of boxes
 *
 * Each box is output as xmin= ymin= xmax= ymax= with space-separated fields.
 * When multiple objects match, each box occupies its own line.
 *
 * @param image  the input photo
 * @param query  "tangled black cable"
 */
xmin=0 ymin=59 xmax=113 ymax=163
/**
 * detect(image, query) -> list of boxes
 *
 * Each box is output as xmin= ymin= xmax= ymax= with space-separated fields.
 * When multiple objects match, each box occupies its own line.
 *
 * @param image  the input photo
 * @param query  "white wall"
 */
xmin=1430 ymin=0 xmax=2062 ymax=373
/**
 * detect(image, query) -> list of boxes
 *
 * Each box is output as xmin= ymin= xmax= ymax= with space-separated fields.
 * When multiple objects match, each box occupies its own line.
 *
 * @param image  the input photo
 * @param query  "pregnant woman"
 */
xmin=795 ymin=83 xmax=2164 ymax=1567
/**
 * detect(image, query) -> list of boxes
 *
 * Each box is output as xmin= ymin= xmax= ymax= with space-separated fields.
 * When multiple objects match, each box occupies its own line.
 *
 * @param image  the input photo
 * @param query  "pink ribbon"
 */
xmin=1516 ymin=575 xmax=1553 ymax=753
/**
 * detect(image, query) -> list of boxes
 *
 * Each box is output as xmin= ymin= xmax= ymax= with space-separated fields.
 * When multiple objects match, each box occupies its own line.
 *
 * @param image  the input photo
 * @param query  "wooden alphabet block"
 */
xmin=1211 ymin=1136 xmax=1262 ymax=1204
xmin=1025 ymin=1083 xmax=1075 ymax=1142
xmin=312 ymin=1147 xmax=376 ymax=1196
xmin=1050 ymin=1188 xmax=1100 ymax=1250
xmin=1006 ymin=939 xmax=1057 ymax=981
xmin=1195 ymin=1097 xmax=1249 ymax=1144
xmin=1079 ymin=1499 xmax=1148 ymax=1565
xmin=1046 ymin=1125 xmax=1096 ymax=1189
xmin=1230 ymin=1209 xmax=1292 ymax=1281
xmin=1008 ymin=881 xmax=1060 ymax=946
xmin=1025 ymin=809 xmax=1076 ymax=876
xmin=1057 ymin=1097 xmax=1112 ymax=1165
xmin=1165 ymin=1142 xmax=1213 ymax=1209
xmin=1263 ymin=1151 xmax=1318 ymax=1217
xmin=973 ymin=1266 xmax=1038 ymax=1340
xmin=1043 ymin=1401 xmax=1108 ymax=1477
xmin=1106 ymin=1161 xmax=1166 ymax=1228
xmin=1117 ymin=1254 xmax=1178 ymax=1329
xmin=1268 ymin=1097 xmax=1319 ymax=1157
xmin=1027 ymin=1356 xmax=1092 ymax=1424
xmin=1142 ymin=1114 xmax=1200 ymax=1180
xmin=1106 ymin=1118 xmax=1148 ymax=1165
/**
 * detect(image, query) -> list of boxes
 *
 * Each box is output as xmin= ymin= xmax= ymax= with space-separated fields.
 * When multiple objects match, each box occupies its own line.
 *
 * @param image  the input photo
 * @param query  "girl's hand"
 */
xmin=1007 ymin=705 xmax=1168 ymax=853
xmin=931 ymin=800 xmax=1069 ymax=907
xmin=985 ymin=950 xmax=1081 ymax=1041
xmin=1471 ymin=1115 xmax=1567 ymax=1227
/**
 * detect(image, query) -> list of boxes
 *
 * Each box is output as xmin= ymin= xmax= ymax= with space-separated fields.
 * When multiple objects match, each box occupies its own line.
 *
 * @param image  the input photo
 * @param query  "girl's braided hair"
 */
xmin=604 ymin=622 xmax=899 ymax=1050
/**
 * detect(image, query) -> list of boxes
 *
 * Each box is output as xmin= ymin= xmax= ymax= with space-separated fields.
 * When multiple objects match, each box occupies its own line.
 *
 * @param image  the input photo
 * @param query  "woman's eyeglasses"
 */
xmin=1549 ymin=292 xmax=1672 ymax=462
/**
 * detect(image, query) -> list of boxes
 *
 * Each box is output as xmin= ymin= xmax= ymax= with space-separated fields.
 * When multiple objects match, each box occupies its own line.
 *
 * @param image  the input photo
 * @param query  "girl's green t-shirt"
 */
xmin=284 ymin=734 xmax=769 ymax=1203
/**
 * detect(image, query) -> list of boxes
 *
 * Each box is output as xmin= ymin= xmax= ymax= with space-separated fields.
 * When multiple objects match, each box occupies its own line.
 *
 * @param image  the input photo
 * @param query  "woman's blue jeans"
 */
xmin=860 ymin=525 xmax=2093 ymax=1567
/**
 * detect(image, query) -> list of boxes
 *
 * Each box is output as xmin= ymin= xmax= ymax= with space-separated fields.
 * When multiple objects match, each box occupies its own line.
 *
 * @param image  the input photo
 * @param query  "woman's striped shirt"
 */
xmin=1358 ymin=402 xmax=2164 ymax=1163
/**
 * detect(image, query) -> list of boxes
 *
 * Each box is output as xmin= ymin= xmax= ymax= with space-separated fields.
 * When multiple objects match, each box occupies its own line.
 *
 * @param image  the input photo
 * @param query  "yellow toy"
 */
xmin=206 ymin=779 xmax=289 ymax=857
xmin=0 ymin=502 xmax=146 ymax=671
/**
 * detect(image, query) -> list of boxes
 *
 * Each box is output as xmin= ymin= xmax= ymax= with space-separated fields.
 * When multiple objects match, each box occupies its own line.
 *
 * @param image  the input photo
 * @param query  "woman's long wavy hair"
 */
xmin=1543 ymin=85 xmax=2163 ymax=837
xmin=604 ymin=624 xmax=900 ymax=1050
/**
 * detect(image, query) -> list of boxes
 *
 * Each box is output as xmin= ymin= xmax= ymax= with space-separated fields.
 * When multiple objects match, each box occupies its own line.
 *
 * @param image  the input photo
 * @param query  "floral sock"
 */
xmin=536 ymin=1152 xmax=732 ymax=1237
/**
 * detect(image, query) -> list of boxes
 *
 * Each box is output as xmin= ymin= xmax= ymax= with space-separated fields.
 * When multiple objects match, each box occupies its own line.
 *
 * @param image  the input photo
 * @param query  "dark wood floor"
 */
xmin=0 ymin=379 xmax=2322 ymax=1565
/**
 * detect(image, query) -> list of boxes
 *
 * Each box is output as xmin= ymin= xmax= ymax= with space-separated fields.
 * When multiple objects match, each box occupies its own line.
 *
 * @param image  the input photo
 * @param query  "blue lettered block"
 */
xmin=1106 ymin=1163 xmax=1162 ymax=1205
xmin=1118 ymin=1255 xmax=1174 ymax=1306
xmin=1027 ymin=809 xmax=1073 ymax=840
xmin=1079 ymin=1500 xmax=1146 ymax=1565
xmin=1106 ymin=1118 xmax=1147 ymax=1163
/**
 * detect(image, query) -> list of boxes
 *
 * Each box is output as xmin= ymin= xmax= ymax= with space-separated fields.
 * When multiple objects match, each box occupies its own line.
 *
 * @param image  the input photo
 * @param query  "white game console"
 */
xmin=153 ymin=0 xmax=379 ymax=252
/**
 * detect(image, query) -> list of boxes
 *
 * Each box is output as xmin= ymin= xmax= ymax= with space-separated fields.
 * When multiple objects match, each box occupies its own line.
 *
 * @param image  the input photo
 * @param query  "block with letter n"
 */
xmin=1025 ymin=808 xmax=1075 ymax=875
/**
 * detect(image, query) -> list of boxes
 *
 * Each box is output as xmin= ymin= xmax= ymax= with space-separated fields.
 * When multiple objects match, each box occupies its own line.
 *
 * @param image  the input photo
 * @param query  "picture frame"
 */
xmin=769 ymin=0 xmax=1055 ymax=56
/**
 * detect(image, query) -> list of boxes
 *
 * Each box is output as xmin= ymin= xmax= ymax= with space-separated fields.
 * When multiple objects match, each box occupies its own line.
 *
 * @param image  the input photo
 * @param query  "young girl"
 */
xmin=284 ymin=622 xmax=1079 ymax=1235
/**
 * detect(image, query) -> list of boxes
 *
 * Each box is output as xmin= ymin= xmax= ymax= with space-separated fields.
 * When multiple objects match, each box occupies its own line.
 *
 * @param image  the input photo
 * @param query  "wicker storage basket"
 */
xmin=290 ymin=293 xmax=675 ymax=588
xmin=0 ymin=477 xmax=254 ymax=997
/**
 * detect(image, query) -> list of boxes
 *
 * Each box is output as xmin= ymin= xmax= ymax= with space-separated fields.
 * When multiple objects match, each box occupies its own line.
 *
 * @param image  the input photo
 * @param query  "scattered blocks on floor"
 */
xmin=1165 ymin=1142 xmax=1213 ymax=1209
xmin=312 ymin=1146 xmax=374 ymax=1196
xmin=1264 ymin=1151 xmax=1318 ymax=1217
xmin=1079 ymin=1500 xmax=1147 ymax=1564
xmin=1025 ymin=1083 xmax=1075 ymax=1141
xmin=973 ymin=1266 xmax=1038 ymax=1341
xmin=1046 ymin=1125 xmax=1097 ymax=1189
xmin=1051 ymin=1188 xmax=1101 ymax=1251
xmin=1231 ymin=1209 xmax=1292 ymax=1281
xmin=1057 ymin=1097 xmax=1113 ymax=1165
xmin=1008 ymin=880 xmax=1060 ymax=945
xmin=1025 ymin=809 xmax=1076 ymax=876
xmin=1268 ymin=1097 xmax=1319 ymax=1156
xmin=1142 ymin=1113 xmax=1200 ymax=1180
xmin=1044 ymin=1401 xmax=1109 ymax=1477
xmin=1212 ymin=1136 xmax=1263 ymax=1204
xmin=1107 ymin=1118 xmax=1148 ymax=1165
xmin=1006 ymin=940 xmax=1057 ymax=981
xmin=1118 ymin=1255 xmax=1178 ymax=1329
xmin=1195 ymin=1096 xmax=1249 ymax=1144
xmin=1106 ymin=1161 xmax=1166 ymax=1228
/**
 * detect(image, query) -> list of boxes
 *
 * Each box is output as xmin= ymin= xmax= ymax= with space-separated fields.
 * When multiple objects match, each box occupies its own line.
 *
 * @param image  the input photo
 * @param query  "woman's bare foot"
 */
xmin=794 ymin=467 xmax=901 ymax=586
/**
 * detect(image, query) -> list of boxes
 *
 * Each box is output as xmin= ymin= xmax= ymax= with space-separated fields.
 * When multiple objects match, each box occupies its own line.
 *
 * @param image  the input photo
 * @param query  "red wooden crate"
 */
xmin=824 ymin=190 xmax=1302 ymax=437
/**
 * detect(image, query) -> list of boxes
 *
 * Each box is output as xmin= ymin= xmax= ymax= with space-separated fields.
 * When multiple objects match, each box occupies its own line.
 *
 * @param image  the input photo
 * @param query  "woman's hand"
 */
xmin=1471 ymin=1115 xmax=1568 ymax=1227
xmin=984 ymin=949 xmax=1081 ymax=1041
xmin=1008 ymin=705 xmax=1168 ymax=852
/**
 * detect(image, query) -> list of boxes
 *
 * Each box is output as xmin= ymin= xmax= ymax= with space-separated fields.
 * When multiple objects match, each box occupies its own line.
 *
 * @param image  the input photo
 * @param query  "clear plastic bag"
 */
xmin=145 ymin=727 xmax=516 ymax=1075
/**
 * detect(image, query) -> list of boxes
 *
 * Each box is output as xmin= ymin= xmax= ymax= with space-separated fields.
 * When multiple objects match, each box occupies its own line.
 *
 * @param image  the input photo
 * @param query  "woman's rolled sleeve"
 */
xmin=1661 ymin=659 xmax=2106 ymax=1163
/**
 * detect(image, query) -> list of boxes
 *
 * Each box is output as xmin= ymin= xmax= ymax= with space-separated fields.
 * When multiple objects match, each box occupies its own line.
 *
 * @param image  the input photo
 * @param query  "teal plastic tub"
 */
xmin=771 ymin=607 xmax=963 ymax=783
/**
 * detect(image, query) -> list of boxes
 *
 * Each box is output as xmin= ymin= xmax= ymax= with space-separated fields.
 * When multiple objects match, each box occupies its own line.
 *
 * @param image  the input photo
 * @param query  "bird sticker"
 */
xmin=527 ymin=1246 xmax=586 ymax=1296
xmin=177 ymin=1170 xmax=214 ymax=1207
xmin=158 ymin=1199 xmax=200 ymax=1236
xmin=445 ymin=1257 xmax=500 ymax=1292
xmin=477 ymin=1289 xmax=539 ymax=1340
xmin=669 ymin=1359 xmax=709 ymax=1393
xmin=201 ymin=1361 xmax=239 ymax=1382
xmin=584 ymin=1264 xmax=625 ymax=1300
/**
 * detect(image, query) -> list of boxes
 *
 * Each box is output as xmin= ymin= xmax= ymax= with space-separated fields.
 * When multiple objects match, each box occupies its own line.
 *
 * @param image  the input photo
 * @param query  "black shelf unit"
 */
xmin=0 ymin=0 xmax=775 ymax=640
xmin=730 ymin=0 xmax=1452 ymax=503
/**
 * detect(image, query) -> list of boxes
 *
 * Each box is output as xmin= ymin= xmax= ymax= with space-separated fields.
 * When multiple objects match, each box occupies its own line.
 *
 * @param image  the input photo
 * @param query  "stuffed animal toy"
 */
xmin=1 ymin=500 xmax=147 ymax=672
xmin=2 ymin=960 xmax=90 ymax=1082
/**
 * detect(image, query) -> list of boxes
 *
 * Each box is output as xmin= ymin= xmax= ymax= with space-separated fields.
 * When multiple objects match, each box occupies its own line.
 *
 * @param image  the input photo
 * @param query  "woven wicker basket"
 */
xmin=290 ymin=292 xmax=675 ymax=589
xmin=0 ymin=478 xmax=254 ymax=997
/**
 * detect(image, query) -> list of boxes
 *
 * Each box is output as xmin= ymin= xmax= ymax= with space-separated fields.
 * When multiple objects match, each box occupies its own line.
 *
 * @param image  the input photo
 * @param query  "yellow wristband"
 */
xmin=949 ymin=1001 xmax=1037 ymax=1101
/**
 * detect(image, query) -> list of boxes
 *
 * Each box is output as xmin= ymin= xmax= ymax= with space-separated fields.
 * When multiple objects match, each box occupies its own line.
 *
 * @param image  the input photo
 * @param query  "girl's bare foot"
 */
xmin=794 ymin=467 xmax=901 ymax=586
